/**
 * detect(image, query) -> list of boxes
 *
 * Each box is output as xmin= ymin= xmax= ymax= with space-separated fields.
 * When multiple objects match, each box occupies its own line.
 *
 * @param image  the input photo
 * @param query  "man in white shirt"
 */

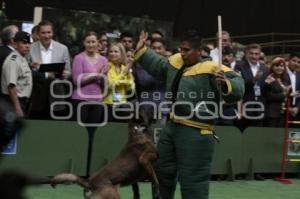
xmin=235 ymin=43 xmax=269 ymax=130
xmin=235 ymin=44 xmax=269 ymax=180
xmin=209 ymin=30 xmax=232 ymax=63
xmin=30 ymin=20 xmax=71 ymax=79
xmin=29 ymin=20 xmax=71 ymax=119
xmin=210 ymin=30 xmax=245 ymax=64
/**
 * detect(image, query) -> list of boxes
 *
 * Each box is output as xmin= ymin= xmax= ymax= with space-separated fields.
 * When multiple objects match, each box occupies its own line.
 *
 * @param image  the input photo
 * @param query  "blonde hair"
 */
xmin=108 ymin=42 xmax=127 ymax=65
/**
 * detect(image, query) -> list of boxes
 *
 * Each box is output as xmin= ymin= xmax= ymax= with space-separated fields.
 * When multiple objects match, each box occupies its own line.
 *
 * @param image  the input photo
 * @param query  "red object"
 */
xmin=274 ymin=98 xmax=292 ymax=184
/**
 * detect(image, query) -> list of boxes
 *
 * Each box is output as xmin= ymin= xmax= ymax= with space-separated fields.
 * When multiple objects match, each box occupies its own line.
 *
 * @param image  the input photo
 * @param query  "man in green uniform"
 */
xmin=134 ymin=30 xmax=244 ymax=199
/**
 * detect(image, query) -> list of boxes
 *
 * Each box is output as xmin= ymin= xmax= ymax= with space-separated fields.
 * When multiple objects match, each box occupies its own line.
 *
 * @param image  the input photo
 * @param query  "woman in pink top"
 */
xmin=71 ymin=31 xmax=108 ymax=125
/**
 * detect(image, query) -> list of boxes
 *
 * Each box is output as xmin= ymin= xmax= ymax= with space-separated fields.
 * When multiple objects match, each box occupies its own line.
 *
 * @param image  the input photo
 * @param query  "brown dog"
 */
xmin=51 ymin=118 xmax=160 ymax=199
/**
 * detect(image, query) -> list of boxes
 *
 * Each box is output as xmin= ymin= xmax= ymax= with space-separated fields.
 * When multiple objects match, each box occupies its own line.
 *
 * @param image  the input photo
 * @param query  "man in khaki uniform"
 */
xmin=1 ymin=31 xmax=32 ymax=117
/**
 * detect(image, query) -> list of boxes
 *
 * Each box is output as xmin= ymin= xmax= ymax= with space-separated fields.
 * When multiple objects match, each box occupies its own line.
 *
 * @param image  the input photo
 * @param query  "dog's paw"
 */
xmin=153 ymin=187 xmax=161 ymax=199
xmin=154 ymin=191 xmax=161 ymax=199
xmin=51 ymin=183 xmax=57 ymax=188
xmin=51 ymin=173 xmax=77 ymax=187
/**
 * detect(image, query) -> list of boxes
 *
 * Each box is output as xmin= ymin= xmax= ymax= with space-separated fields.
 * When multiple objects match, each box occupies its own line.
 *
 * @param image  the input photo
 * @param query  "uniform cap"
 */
xmin=13 ymin=31 xmax=31 ymax=43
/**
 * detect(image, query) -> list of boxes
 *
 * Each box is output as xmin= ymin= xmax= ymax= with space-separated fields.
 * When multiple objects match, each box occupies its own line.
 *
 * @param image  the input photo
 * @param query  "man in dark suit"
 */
xmin=285 ymin=52 xmax=300 ymax=124
xmin=235 ymin=43 xmax=269 ymax=181
xmin=0 ymin=25 xmax=19 ymax=96
xmin=235 ymin=43 xmax=269 ymax=131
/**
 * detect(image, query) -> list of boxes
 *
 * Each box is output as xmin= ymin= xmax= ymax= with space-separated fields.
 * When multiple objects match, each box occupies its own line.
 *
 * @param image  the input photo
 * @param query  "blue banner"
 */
xmin=1 ymin=135 xmax=17 ymax=155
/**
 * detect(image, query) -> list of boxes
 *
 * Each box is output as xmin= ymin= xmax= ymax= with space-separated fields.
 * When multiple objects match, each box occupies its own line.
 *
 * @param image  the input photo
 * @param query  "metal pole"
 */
xmin=218 ymin=15 xmax=222 ymax=71
xmin=86 ymin=127 xmax=96 ymax=177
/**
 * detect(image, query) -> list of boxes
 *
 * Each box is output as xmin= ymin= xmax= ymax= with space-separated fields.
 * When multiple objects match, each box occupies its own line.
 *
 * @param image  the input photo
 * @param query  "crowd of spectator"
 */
xmin=1 ymin=20 xmax=300 ymax=131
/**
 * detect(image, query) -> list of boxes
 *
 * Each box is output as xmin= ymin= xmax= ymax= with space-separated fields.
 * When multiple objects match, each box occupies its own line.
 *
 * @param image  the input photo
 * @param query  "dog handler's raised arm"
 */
xmin=134 ymin=31 xmax=169 ymax=82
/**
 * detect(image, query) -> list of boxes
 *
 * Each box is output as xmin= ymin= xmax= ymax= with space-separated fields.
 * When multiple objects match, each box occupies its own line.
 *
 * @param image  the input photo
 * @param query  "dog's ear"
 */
xmin=128 ymin=119 xmax=136 ymax=130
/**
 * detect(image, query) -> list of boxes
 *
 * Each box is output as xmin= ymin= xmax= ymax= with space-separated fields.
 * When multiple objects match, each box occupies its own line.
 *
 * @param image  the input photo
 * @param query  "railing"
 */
xmin=202 ymin=32 xmax=300 ymax=55
xmin=1 ymin=120 xmax=300 ymax=179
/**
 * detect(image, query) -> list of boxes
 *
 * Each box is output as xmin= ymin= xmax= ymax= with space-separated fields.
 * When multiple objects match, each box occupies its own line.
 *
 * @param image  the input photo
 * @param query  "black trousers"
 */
xmin=2 ymin=95 xmax=29 ymax=117
xmin=72 ymin=99 xmax=105 ymax=125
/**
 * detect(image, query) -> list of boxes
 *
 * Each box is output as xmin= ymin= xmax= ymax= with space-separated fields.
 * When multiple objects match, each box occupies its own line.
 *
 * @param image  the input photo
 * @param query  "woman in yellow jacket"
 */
xmin=103 ymin=42 xmax=135 ymax=122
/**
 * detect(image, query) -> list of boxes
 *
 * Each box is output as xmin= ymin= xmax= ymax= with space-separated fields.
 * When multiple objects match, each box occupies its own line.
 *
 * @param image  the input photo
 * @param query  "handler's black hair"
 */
xmin=180 ymin=29 xmax=202 ymax=49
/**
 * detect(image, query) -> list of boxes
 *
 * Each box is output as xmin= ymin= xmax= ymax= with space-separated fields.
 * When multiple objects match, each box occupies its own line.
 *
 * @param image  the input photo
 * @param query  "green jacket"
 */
xmin=135 ymin=47 xmax=245 ymax=125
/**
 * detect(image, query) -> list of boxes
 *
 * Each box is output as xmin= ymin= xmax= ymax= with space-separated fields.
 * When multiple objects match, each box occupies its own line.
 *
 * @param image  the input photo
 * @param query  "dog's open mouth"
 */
xmin=134 ymin=124 xmax=148 ymax=133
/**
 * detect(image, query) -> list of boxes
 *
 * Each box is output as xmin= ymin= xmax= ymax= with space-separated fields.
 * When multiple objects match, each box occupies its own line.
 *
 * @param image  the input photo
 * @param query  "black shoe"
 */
xmin=255 ymin=174 xmax=265 ymax=181
xmin=235 ymin=174 xmax=246 ymax=180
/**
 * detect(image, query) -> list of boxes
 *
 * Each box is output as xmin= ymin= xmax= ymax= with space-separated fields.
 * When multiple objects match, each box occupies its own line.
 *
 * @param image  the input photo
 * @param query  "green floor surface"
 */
xmin=26 ymin=179 xmax=300 ymax=199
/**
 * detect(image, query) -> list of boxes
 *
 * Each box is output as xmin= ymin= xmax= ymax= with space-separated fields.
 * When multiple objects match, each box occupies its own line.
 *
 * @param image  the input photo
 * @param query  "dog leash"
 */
xmin=213 ymin=131 xmax=220 ymax=143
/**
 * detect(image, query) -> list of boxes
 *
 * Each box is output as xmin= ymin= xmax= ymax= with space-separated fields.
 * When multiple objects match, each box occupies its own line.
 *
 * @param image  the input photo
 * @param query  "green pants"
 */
xmin=155 ymin=122 xmax=214 ymax=199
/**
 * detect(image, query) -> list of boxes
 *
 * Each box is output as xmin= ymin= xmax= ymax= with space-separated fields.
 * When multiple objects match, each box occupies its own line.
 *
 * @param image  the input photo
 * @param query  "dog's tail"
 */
xmin=51 ymin=173 xmax=89 ymax=189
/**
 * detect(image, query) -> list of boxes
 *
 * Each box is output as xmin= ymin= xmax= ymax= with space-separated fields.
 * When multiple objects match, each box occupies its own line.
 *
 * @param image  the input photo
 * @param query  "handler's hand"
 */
xmin=135 ymin=31 xmax=148 ymax=52
xmin=215 ymin=70 xmax=227 ymax=83
xmin=215 ymin=70 xmax=228 ymax=92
